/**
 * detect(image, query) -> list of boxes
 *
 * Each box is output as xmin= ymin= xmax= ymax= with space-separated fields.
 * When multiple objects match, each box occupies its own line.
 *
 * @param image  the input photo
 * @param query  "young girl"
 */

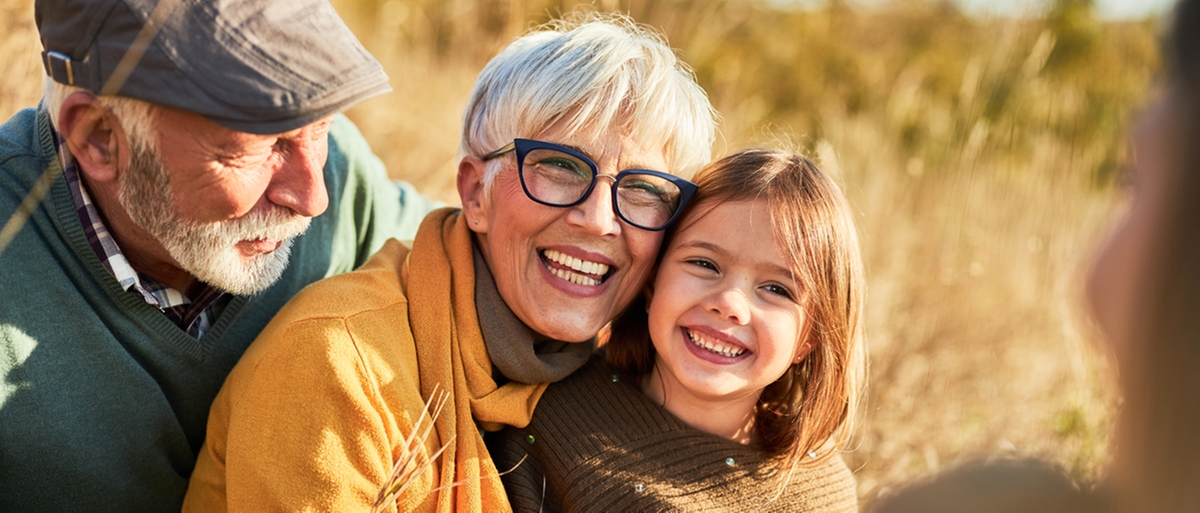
xmin=491 ymin=148 xmax=866 ymax=512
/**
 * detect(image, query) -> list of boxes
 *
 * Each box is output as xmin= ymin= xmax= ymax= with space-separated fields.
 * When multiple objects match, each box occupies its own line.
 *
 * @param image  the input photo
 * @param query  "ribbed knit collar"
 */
xmin=472 ymin=246 xmax=593 ymax=385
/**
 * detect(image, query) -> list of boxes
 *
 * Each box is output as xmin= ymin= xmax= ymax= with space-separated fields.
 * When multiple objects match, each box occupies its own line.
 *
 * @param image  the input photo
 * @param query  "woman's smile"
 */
xmin=540 ymin=248 xmax=614 ymax=286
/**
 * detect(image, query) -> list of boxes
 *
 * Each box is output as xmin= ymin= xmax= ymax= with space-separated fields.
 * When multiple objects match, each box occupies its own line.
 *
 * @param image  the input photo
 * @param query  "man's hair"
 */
xmin=459 ymin=13 xmax=717 ymax=184
xmin=44 ymin=79 xmax=158 ymax=155
xmin=607 ymin=148 xmax=866 ymax=478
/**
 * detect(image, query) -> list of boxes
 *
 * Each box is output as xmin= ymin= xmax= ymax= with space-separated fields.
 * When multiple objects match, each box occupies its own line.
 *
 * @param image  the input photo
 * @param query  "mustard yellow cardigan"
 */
xmin=185 ymin=209 xmax=547 ymax=512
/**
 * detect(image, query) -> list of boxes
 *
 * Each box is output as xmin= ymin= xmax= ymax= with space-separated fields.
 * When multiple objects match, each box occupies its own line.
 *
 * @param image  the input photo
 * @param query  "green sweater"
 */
xmin=489 ymin=354 xmax=860 ymax=512
xmin=0 ymin=108 xmax=435 ymax=512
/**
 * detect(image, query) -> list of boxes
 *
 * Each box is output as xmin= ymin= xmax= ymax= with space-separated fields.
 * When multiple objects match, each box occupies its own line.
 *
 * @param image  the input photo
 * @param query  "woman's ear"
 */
xmin=457 ymin=156 xmax=489 ymax=233
xmin=57 ymin=91 xmax=125 ymax=184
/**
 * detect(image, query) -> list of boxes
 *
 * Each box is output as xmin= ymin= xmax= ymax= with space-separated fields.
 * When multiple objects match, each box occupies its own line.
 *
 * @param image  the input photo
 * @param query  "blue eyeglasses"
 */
xmin=482 ymin=139 xmax=697 ymax=231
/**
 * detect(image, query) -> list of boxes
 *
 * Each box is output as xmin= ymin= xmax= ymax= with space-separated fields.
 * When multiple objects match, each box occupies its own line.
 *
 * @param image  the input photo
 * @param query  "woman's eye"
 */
xmin=623 ymin=178 xmax=665 ymax=195
xmin=540 ymin=157 xmax=589 ymax=177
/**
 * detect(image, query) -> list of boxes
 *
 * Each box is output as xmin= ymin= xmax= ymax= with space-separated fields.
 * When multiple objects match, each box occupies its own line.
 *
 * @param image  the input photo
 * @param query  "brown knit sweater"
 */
xmin=489 ymin=354 xmax=860 ymax=512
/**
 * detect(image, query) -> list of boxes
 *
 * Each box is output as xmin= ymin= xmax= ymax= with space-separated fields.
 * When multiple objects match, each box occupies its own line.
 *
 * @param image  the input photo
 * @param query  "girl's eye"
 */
xmin=763 ymin=283 xmax=795 ymax=300
xmin=686 ymin=258 xmax=717 ymax=272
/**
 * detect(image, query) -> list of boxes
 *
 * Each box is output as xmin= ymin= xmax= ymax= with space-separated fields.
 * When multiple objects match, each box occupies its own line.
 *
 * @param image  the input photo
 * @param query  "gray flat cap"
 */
xmin=36 ymin=0 xmax=391 ymax=134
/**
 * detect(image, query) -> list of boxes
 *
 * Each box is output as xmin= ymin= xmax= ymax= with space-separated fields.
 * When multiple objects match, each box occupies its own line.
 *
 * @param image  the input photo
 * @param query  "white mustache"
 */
xmin=195 ymin=207 xmax=311 ymax=244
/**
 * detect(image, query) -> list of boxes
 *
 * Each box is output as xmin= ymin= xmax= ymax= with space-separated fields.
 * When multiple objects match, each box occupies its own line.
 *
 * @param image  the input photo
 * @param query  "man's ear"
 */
xmin=57 ymin=91 xmax=127 ymax=184
xmin=457 ymin=156 xmax=489 ymax=233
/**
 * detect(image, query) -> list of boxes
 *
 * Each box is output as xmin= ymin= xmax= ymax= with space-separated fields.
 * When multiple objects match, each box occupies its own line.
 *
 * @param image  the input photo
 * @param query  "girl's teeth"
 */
xmin=687 ymin=329 xmax=744 ymax=357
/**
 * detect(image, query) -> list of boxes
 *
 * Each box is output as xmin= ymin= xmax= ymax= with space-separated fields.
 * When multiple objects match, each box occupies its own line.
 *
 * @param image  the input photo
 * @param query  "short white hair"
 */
xmin=459 ymin=13 xmax=717 ymax=182
xmin=43 ymin=78 xmax=159 ymax=153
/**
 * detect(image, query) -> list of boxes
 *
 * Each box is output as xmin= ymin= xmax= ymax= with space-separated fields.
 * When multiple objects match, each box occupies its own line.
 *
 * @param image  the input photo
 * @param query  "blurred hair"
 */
xmin=458 ymin=12 xmax=716 ymax=185
xmin=1109 ymin=0 xmax=1200 ymax=510
xmin=44 ymin=79 xmax=158 ymax=154
xmin=607 ymin=148 xmax=866 ymax=475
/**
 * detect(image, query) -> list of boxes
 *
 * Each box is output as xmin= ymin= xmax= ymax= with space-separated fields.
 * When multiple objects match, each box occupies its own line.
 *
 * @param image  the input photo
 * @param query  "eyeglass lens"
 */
xmin=521 ymin=147 xmax=683 ymax=229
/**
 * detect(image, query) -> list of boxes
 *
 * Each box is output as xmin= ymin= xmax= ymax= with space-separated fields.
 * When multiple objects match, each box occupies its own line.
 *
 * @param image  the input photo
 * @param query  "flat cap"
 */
xmin=36 ymin=0 xmax=391 ymax=134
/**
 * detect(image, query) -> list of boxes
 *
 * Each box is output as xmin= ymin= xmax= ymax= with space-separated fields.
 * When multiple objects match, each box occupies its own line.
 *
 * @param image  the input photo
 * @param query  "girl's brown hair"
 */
xmin=607 ymin=148 xmax=866 ymax=472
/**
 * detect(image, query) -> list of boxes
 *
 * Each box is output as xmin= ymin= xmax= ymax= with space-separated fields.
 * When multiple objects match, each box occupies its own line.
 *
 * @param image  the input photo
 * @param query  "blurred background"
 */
xmin=0 ymin=0 xmax=1167 ymax=505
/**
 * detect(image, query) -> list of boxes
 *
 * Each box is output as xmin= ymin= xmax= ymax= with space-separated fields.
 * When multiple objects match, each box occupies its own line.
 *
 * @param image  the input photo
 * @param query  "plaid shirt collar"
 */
xmin=54 ymin=127 xmax=226 ymax=338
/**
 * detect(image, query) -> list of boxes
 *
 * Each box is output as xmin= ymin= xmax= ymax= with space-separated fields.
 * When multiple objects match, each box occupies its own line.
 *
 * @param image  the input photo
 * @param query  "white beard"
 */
xmin=117 ymin=141 xmax=311 ymax=295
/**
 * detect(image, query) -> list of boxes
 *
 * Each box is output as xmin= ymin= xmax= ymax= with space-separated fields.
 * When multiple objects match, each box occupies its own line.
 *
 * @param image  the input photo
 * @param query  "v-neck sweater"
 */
xmin=0 ymin=107 xmax=433 ymax=512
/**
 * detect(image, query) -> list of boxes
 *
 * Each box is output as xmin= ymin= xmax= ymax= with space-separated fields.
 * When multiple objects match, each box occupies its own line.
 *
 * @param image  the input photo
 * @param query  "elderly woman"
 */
xmin=183 ymin=14 xmax=716 ymax=513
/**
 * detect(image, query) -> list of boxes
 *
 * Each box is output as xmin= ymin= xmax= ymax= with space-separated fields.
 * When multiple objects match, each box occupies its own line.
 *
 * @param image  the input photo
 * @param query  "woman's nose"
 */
xmin=566 ymin=175 xmax=620 ymax=236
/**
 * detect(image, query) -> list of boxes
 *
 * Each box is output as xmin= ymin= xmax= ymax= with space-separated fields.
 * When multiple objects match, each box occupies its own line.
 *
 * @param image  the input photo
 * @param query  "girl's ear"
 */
xmin=793 ymin=342 xmax=814 ymax=364
xmin=457 ymin=156 xmax=489 ymax=233
xmin=793 ymin=320 xmax=815 ymax=363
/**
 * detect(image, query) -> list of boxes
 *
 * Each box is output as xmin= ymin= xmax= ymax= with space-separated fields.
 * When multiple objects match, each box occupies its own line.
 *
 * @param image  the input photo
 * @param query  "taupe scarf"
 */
xmin=473 ymin=248 xmax=593 ymax=384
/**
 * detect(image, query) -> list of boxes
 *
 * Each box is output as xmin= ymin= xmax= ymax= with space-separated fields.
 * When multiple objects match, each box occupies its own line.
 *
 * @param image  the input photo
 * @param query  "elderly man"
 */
xmin=0 ymin=0 xmax=437 ymax=511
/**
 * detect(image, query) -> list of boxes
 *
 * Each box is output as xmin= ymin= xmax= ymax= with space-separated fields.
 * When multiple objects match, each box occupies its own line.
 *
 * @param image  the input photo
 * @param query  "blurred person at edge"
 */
xmin=1091 ymin=0 xmax=1200 ymax=509
xmin=871 ymin=1 xmax=1200 ymax=512
xmin=183 ymin=13 xmax=717 ymax=513
xmin=0 ymin=0 xmax=439 ymax=511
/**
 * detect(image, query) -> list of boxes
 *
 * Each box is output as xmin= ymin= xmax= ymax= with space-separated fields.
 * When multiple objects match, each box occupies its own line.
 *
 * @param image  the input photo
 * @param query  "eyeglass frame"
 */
xmin=481 ymin=138 xmax=698 ymax=231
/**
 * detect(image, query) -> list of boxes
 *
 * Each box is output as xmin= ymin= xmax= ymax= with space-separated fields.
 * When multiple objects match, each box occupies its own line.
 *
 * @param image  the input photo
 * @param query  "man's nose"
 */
xmin=265 ymin=136 xmax=329 ymax=218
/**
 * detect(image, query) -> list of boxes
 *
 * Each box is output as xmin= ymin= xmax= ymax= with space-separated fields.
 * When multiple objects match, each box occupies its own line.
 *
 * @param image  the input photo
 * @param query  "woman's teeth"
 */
xmin=687 ymin=329 xmax=745 ymax=357
xmin=543 ymin=249 xmax=610 ymax=286
xmin=550 ymin=267 xmax=599 ymax=286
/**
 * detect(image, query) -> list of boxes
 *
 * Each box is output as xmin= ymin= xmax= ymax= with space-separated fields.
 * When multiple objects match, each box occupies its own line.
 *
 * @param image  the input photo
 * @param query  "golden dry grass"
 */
xmin=1 ymin=0 xmax=1161 ymax=505
xmin=1 ymin=1 xmax=41 ymax=117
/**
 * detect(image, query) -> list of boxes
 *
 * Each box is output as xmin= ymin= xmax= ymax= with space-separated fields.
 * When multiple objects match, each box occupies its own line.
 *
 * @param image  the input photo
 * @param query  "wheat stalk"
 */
xmin=372 ymin=384 xmax=454 ymax=513
xmin=371 ymin=383 xmax=530 ymax=512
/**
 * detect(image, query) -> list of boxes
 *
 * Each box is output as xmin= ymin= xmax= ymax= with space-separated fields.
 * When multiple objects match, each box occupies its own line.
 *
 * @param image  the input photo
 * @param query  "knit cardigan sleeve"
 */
xmin=185 ymin=241 xmax=439 ymax=513
xmin=188 ymin=213 xmax=530 ymax=513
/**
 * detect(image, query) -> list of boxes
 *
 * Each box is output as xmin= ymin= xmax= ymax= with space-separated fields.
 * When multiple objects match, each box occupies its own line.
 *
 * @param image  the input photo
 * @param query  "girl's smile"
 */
xmin=643 ymin=198 xmax=810 ymax=435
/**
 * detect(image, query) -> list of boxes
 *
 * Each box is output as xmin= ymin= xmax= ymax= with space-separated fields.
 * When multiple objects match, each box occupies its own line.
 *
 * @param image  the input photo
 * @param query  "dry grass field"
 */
xmin=1 ymin=0 xmax=1164 ymax=505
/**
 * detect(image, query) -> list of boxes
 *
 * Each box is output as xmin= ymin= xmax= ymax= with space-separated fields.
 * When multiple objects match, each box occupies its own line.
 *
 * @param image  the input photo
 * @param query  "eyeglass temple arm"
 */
xmin=481 ymin=142 xmax=516 ymax=161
